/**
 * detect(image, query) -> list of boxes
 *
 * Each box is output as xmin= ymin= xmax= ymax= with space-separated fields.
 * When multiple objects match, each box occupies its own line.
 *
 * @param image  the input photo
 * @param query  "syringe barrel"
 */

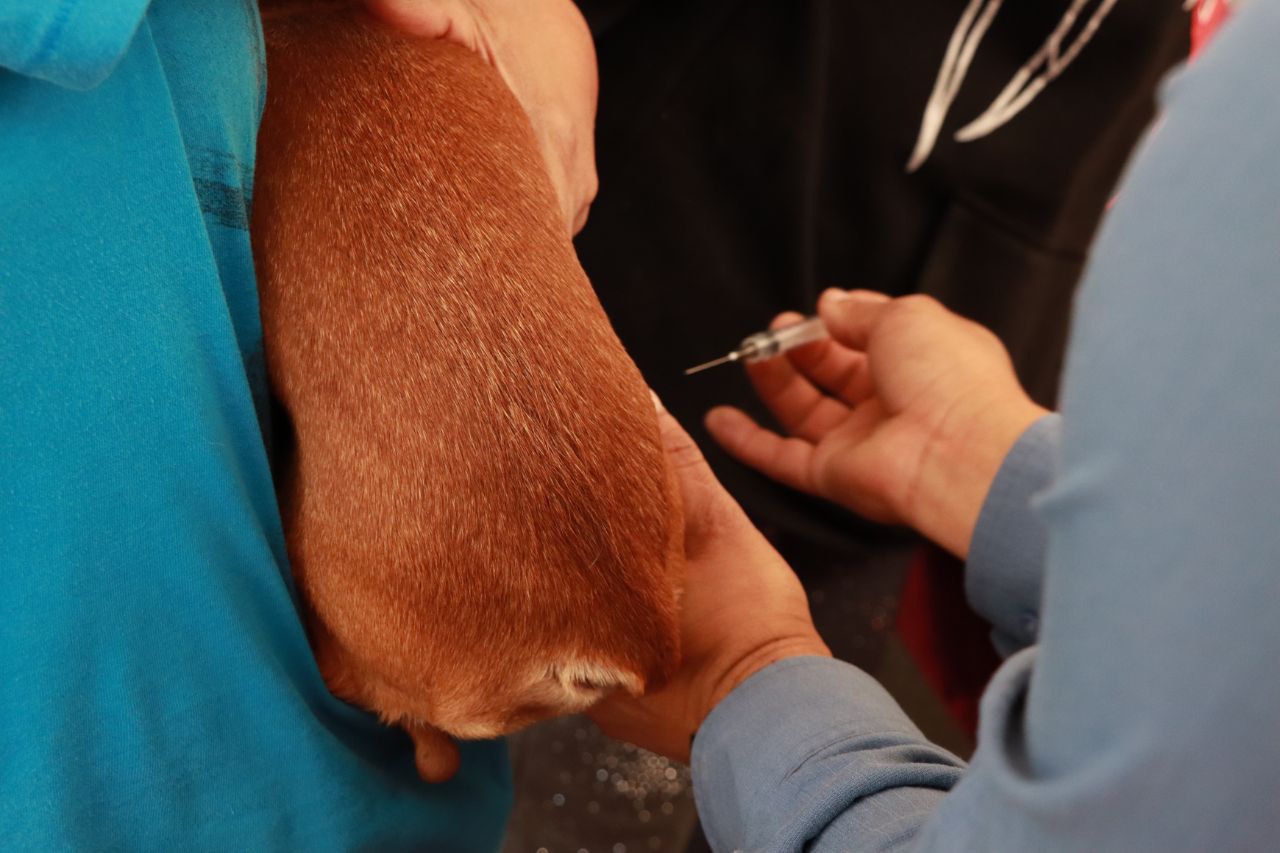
xmin=738 ymin=316 xmax=829 ymax=362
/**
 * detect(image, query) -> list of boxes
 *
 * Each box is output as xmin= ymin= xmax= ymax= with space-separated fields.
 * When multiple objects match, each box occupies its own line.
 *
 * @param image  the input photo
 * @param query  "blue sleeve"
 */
xmin=965 ymin=413 xmax=1061 ymax=655
xmin=692 ymin=657 xmax=964 ymax=852
xmin=0 ymin=0 xmax=151 ymax=88
xmin=691 ymin=2 xmax=1280 ymax=849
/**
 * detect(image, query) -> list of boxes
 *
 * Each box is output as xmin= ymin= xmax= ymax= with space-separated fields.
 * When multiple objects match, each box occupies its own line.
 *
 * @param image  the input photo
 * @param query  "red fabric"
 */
xmin=1192 ymin=0 xmax=1232 ymax=57
xmin=895 ymin=546 xmax=1001 ymax=736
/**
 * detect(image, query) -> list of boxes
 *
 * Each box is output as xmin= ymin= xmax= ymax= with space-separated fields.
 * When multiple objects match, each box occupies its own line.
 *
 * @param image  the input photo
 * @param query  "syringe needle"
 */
xmin=684 ymin=352 xmax=738 ymax=375
xmin=685 ymin=316 xmax=827 ymax=377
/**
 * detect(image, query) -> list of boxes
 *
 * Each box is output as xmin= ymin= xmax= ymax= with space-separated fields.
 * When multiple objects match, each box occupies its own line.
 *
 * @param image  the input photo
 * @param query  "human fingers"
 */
xmin=650 ymin=391 xmax=746 ymax=555
xmin=568 ymin=149 xmax=598 ymax=234
xmin=370 ymin=0 xmax=599 ymax=235
xmin=538 ymin=111 xmax=598 ymax=235
xmin=560 ymin=72 xmax=599 ymax=234
xmin=588 ymin=686 xmax=696 ymax=764
xmin=783 ymin=336 xmax=874 ymax=406
xmin=364 ymin=0 xmax=485 ymax=51
xmin=704 ymin=406 xmax=817 ymax=495
xmin=761 ymin=309 xmax=875 ymax=407
xmin=816 ymin=288 xmax=892 ymax=351
xmin=742 ymin=327 xmax=851 ymax=442
xmin=651 ymin=391 xmax=712 ymax=479
xmin=518 ymin=6 xmax=599 ymax=234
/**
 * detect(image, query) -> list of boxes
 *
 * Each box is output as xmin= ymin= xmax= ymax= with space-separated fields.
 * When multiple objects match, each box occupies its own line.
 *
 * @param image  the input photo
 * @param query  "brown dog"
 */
xmin=252 ymin=1 xmax=683 ymax=782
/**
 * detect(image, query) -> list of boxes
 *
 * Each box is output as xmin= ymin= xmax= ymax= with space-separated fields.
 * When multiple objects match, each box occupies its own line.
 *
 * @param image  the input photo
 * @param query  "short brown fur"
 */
xmin=252 ymin=2 xmax=682 ymax=781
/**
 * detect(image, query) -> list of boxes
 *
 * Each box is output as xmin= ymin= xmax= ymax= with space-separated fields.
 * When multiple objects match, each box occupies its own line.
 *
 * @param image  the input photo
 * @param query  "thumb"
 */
xmin=650 ymin=391 xmax=742 ymax=550
xmin=364 ymin=1 xmax=486 ymax=54
xmin=651 ymin=391 xmax=713 ymax=482
xmin=817 ymin=288 xmax=891 ymax=352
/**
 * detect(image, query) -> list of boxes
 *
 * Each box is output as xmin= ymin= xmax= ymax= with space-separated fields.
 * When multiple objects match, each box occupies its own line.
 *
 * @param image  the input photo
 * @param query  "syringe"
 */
xmin=684 ymin=316 xmax=829 ymax=375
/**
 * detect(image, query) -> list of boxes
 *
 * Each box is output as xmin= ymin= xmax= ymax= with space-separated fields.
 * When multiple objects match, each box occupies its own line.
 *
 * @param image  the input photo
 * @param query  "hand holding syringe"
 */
xmin=685 ymin=316 xmax=829 ymax=375
xmin=687 ymin=288 xmax=1048 ymax=558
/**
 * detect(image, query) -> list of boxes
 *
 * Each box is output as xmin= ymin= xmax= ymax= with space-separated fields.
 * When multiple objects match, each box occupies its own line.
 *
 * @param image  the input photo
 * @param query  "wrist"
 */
xmin=911 ymin=394 xmax=1047 ymax=558
xmin=696 ymin=633 xmax=831 ymax=735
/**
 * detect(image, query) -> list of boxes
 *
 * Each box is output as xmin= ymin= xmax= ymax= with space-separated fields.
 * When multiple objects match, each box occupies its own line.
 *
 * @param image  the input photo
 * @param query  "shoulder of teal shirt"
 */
xmin=0 ymin=1 xmax=510 ymax=849
xmin=0 ymin=0 xmax=151 ymax=88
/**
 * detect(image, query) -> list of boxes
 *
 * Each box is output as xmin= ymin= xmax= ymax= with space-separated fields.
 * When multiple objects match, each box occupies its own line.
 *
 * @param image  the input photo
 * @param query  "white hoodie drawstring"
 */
xmin=907 ymin=0 xmax=1133 ymax=173
xmin=906 ymin=0 xmax=1004 ymax=173
xmin=957 ymin=0 xmax=1121 ymax=143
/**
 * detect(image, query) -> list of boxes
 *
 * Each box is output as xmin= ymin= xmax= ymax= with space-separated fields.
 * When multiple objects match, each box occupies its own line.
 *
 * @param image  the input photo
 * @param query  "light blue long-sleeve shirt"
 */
xmin=691 ymin=2 xmax=1280 ymax=850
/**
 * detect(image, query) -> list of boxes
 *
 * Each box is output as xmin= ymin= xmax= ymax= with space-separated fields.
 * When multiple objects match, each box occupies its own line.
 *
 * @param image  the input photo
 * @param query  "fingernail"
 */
xmin=649 ymin=389 xmax=665 ymax=413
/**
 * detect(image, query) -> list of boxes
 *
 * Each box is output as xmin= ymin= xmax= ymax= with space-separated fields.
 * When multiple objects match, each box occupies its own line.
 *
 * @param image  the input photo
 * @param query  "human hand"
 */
xmin=365 ymin=0 xmax=599 ymax=233
xmin=588 ymin=394 xmax=829 ymax=763
xmin=706 ymin=290 xmax=1048 ymax=558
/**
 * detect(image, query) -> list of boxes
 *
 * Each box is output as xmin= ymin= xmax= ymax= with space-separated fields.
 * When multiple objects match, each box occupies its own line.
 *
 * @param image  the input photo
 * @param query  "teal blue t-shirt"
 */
xmin=0 ymin=1 xmax=510 ymax=848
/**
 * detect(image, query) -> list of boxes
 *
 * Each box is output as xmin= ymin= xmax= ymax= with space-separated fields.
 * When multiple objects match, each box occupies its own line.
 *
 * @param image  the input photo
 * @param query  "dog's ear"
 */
xmin=405 ymin=720 xmax=461 ymax=783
